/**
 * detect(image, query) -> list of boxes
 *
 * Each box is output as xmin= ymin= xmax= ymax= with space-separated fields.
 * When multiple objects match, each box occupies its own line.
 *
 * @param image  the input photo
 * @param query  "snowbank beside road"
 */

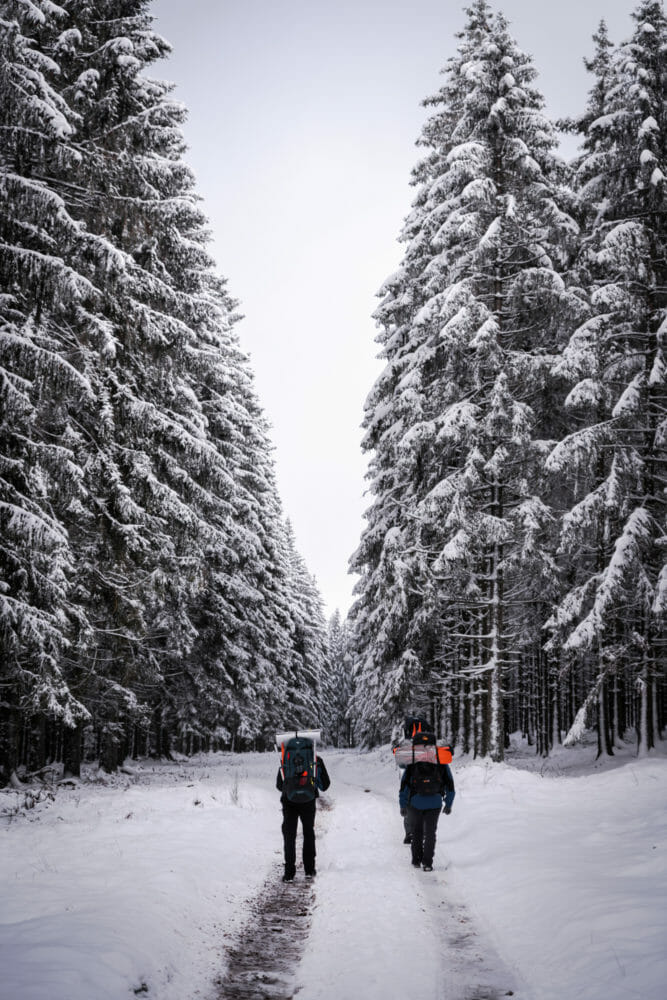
xmin=445 ymin=753 xmax=667 ymax=1000
xmin=0 ymin=754 xmax=280 ymax=1000
xmin=1 ymin=742 xmax=666 ymax=1000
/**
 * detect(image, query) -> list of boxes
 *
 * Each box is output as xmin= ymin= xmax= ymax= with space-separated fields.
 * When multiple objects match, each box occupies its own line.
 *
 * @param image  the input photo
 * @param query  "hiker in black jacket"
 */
xmin=276 ymin=756 xmax=330 ymax=882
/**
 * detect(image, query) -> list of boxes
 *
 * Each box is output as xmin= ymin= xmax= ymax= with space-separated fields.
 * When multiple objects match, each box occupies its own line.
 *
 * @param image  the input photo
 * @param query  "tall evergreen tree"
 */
xmin=281 ymin=521 xmax=327 ymax=730
xmin=322 ymin=609 xmax=355 ymax=746
xmin=351 ymin=0 xmax=583 ymax=757
xmin=546 ymin=0 xmax=667 ymax=756
xmin=47 ymin=0 xmax=227 ymax=764
xmin=0 ymin=0 xmax=326 ymax=775
xmin=0 ymin=0 xmax=106 ymax=778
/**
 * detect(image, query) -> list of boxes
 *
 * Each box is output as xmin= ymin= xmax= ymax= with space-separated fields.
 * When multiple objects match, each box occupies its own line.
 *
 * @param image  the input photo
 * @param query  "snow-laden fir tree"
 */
xmin=51 ymin=0 xmax=329 ymax=756
xmin=280 ymin=520 xmax=327 ymax=731
xmin=322 ymin=609 xmax=355 ymax=746
xmin=546 ymin=1 xmax=667 ymax=756
xmin=182 ymin=358 xmax=296 ymax=749
xmin=0 ymin=0 xmax=108 ymax=777
xmin=32 ymin=0 xmax=231 ymax=765
xmin=351 ymin=0 xmax=584 ymax=758
xmin=0 ymin=0 xmax=327 ymax=775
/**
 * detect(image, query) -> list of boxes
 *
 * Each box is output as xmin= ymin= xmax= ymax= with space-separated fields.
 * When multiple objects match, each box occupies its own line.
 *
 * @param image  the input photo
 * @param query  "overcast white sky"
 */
xmin=152 ymin=0 xmax=636 ymax=618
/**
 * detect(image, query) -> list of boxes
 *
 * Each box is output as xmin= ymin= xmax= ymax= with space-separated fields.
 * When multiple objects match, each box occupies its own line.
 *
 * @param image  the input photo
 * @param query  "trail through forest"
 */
xmin=216 ymin=755 xmax=519 ymax=1000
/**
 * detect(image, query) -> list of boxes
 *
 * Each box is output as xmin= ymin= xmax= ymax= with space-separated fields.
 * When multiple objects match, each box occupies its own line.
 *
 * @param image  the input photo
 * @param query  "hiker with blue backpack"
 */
xmin=276 ymin=733 xmax=330 ymax=883
xmin=398 ymin=729 xmax=455 ymax=872
xmin=394 ymin=716 xmax=429 ymax=845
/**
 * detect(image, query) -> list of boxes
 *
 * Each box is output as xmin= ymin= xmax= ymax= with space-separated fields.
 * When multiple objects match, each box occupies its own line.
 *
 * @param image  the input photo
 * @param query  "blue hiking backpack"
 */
xmin=281 ymin=735 xmax=317 ymax=803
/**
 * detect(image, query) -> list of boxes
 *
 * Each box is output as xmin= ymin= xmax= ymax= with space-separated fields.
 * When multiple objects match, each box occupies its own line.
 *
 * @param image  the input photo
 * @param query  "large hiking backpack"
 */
xmin=393 ymin=725 xmax=453 ymax=767
xmin=410 ymin=760 xmax=443 ymax=797
xmin=281 ymin=736 xmax=317 ymax=804
xmin=410 ymin=731 xmax=441 ymax=795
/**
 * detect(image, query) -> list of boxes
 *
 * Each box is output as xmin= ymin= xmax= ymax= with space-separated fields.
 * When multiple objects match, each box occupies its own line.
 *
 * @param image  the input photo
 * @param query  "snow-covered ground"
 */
xmin=1 ymin=738 xmax=666 ymax=1000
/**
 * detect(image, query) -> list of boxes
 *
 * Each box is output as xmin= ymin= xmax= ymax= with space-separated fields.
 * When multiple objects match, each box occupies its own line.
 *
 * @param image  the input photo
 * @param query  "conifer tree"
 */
xmin=281 ymin=521 xmax=327 ymax=730
xmin=547 ymin=0 xmax=667 ymax=755
xmin=0 ymin=0 xmax=105 ymax=778
xmin=351 ymin=0 xmax=583 ymax=757
xmin=0 ymin=0 xmax=327 ymax=773
xmin=46 ymin=0 xmax=220 ymax=764
xmin=322 ymin=610 xmax=355 ymax=746
xmin=48 ymin=0 xmax=321 ymax=757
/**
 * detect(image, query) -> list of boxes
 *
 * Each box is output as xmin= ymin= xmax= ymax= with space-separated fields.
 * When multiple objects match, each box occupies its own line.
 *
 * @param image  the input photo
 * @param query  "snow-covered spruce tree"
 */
xmin=181 ymin=360 xmax=294 ymax=750
xmin=0 ymin=0 xmax=111 ymax=780
xmin=1 ymin=0 xmax=325 ymax=768
xmin=47 ymin=0 xmax=313 ymax=759
xmin=351 ymin=0 xmax=584 ymax=758
xmin=279 ymin=520 xmax=327 ymax=732
xmin=546 ymin=1 xmax=667 ymax=756
xmin=349 ymin=61 xmax=455 ymax=747
xmin=35 ymin=0 xmax=216 ymax=767
xmin=323 ymin=609 xmax=355 ymax=746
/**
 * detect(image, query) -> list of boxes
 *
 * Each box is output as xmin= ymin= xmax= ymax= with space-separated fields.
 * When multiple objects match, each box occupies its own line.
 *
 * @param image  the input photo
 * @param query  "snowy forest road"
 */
xmin=216 ymin=751 xmax=519 ymax=1000
xmin=3 ymin=749 xmax=665 ymax=1000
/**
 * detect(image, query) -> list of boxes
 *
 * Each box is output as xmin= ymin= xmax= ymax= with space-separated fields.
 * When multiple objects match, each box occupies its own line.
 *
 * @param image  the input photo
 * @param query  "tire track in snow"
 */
xmin=214 ymin=799 xmax=333 ymax=1000
xmin=213 ymin=869 xmax=315 ymax=1000
xmin=418 ymin=868 xmax=517 ymax=1000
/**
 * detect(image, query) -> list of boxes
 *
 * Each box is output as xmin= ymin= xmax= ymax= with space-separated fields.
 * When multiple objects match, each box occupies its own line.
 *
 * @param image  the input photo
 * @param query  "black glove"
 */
xmin=442 ymin=805 xmax=451 ymax=815
xmin=400 ymin=808 xmax=407 ymax=817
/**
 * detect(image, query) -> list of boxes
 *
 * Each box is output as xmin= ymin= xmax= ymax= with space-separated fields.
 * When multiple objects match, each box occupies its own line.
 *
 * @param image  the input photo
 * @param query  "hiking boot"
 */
xmin=282 ymin=873 xmax=295 ymax=883
xmin=423 ymin=864 xmax=433 ymax=872
xmin=305 ymin=871 xmax=316 ymax=880
xmin=411 ymin=859 xmax=422 ymax=868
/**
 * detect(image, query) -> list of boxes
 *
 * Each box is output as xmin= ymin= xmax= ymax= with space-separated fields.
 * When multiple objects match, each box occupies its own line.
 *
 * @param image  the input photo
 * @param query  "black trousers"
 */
xmin=281 ymin=799 xmax=316 ymax=876
xmin=408 ymin=806 xmax=440 ymax=867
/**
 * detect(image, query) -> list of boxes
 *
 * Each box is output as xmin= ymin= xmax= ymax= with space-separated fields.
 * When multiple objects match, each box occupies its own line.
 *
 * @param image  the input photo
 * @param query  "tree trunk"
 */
xmin=487 ymin=512 xmax=505 ymax=763
xmin=637 ymin=666 xmax=650 ymax=757
xmin=100 ymin=728 xmax=119 ymax=773
xmin=551 ymin=663 xmax=561 ymax=749
xmin=596 ymin=679 xmax=613 ymax=758
xmin=63 ymin=725 xmax=82 ymax=778
xmin=651 ymin=674 xmax=661 ymax=744
xmin=0 ymin=706 xmax=19 ymax=787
